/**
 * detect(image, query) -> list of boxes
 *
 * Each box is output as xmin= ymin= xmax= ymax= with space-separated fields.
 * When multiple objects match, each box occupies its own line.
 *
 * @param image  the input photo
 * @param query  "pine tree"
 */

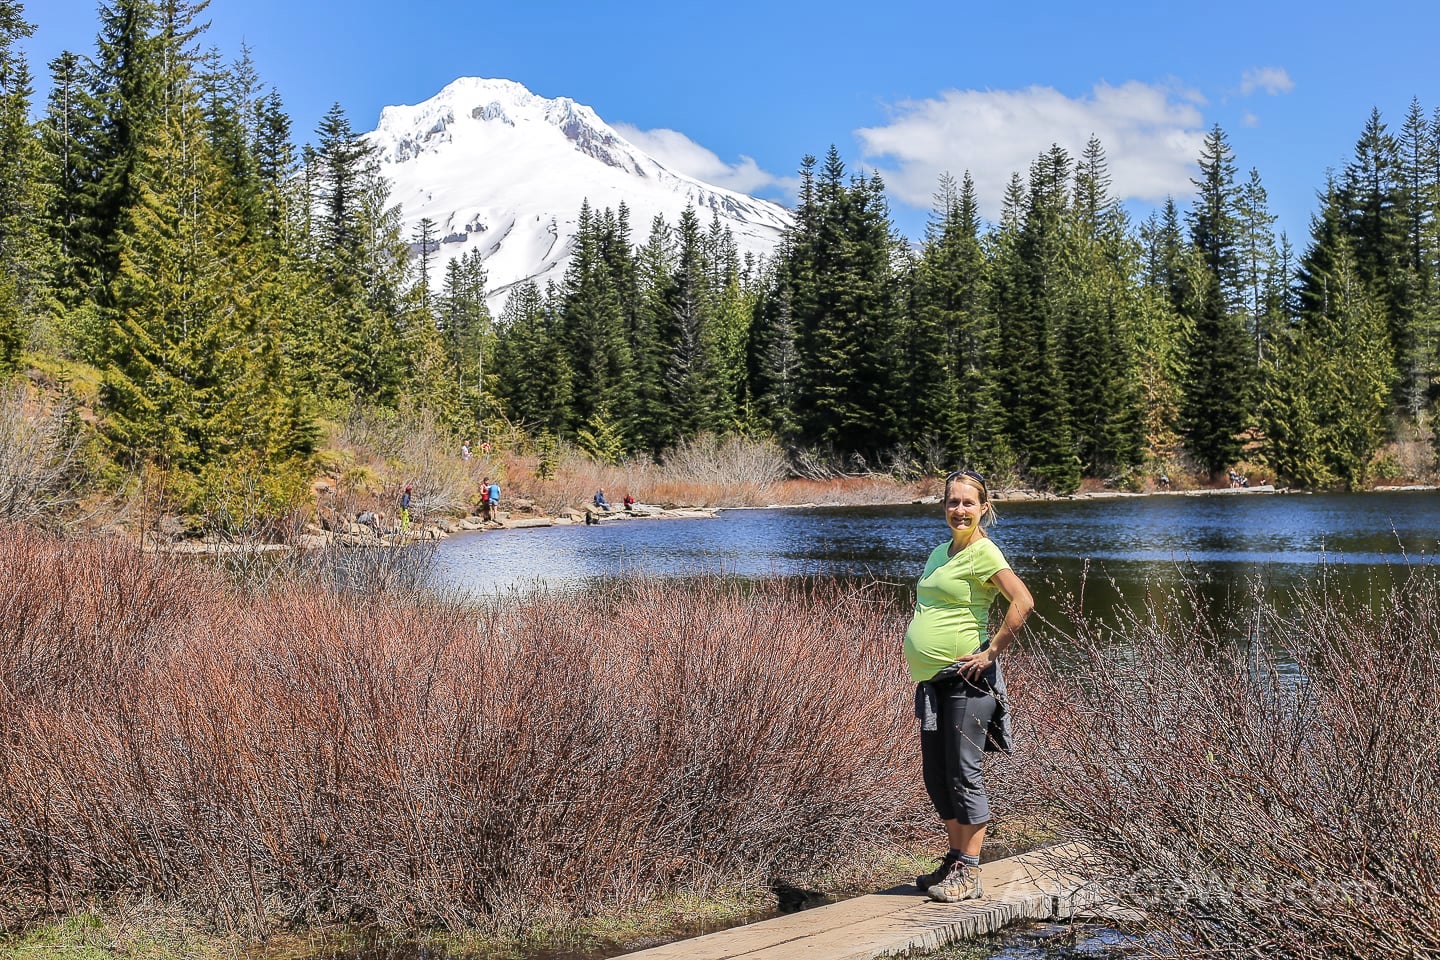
xmin=788 ymin=148 xmax=905 ymax=459
xmin=1340 ymin=107 xmax=1415 ymax=413
xmin=38 ymin=51 xmax=92 ymax=319
xmin=101 ymin=0 xmax=305 ymax=487
xmin=306 ymin=102 xmax=408 ymax=402
xmin=1396 ymin=99 xmax=1439 ymax=422
xmin=1179 ymin=127 xmax=1254 ymax=476
xmin=1065 ymin=137 xmax=1143 ymax=476
xmin=1188 ymin=124 xmax=1244 ymax=310
xmin=663 ymin=205 xmax=722 ymax=442
xmin=707 ymin=212 xmax=751 ymax=429
xmin=1236 ymin=167 xmax=1278 ymax=361
xmin=0 ymin=1 xmax=49 ymax=370
xmin=1134 ymin=205 xmax=1190 ymax=474
xmin=628 ymin=214 xmax=673 ymax=453
xmin=436 ymin=247 xmax=491 ymax=419
xmin=1268 ymin=191 xmax=1397 ymax=488
xmin=413 ymin=215 xmax=436 ymax=315
xmin=81 ymin=0 xmax=164 ymax=302
xmin=1178 ymin=259 xmax=1251 ymax=475
xmin=992 ymin=146 xmax=1080 ymax=492
xmin=560 ymin=201 xmax=634 ymax=437
xmin=494 ymin=280 xmax=571 ymax=434
xmin=748 ymin=257 xmax=802 ymax=443
xmin=905 ymin=171 xmax=1001 ymax=471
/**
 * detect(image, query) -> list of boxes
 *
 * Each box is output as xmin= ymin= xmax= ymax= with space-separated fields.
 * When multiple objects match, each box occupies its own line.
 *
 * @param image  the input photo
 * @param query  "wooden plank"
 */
xmin=617 ymin=845 xmax=1094 ymax=960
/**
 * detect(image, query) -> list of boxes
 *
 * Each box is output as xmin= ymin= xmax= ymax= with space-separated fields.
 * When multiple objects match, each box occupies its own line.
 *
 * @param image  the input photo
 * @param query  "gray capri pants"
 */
xmin=919 ymin=673 xmax=997 ymax=825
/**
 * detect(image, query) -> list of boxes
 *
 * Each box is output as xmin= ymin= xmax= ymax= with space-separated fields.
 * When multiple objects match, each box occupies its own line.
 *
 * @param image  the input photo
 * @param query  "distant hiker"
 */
xmin=908 ymin=470 xmax=1033 ymax=904
xmin=593 ymin=489 xmax=611 ymax=511
xmin=356 ymin=510 xmax=381 ymax=534
xmin=479 ymin=476 xmax=491 ymax=515
xmin=400 ymin=486 xmax=413 ymax=532
xmin=1158 ymin=473 xmax=1171 ymax=490
xmin=461 ymin=441 xmax=472 ymax=460
xmin=623 ymin=493 xmax=636 ymax=511
xmin=485 ymin=478 xmax=501 ymax=522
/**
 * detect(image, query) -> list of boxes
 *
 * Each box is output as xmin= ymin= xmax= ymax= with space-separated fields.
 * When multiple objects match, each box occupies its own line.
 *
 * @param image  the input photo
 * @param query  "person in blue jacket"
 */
xmin=906 ymin=469 xmax=1033 ymax=903
xmin=485 ymin=478 xmax=500 ymax=521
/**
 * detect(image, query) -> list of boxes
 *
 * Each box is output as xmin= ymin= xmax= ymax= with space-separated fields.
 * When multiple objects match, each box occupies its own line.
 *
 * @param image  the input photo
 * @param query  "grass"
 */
xmin=1 ymin=907 xmax=236 ymax=960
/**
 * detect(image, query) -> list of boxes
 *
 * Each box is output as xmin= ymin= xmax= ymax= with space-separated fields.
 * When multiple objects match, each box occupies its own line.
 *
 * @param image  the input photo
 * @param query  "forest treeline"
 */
xmin=3 ymin=0 xmax=1439 ymax=517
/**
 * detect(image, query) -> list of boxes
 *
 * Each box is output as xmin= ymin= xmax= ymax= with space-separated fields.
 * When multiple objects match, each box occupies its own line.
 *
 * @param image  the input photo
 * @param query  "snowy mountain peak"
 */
xmin=366 ymin=77 xmax=793 ymax=309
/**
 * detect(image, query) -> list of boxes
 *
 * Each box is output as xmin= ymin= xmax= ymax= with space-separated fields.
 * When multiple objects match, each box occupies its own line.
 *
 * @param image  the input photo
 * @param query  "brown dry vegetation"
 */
xmin=5 ymin=522 xmax=1437 ymax=959
xmin=323 ymin=416 xmax=923 ymax=524
xmin=0 ymin=525 xmax=941 ymax=937
xmin=1021 ymin=574 xmax=1440 ymax=960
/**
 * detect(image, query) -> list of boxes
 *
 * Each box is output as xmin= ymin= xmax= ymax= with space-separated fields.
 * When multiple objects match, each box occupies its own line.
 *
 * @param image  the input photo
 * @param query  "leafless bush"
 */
xmin=332 ymin=407 xmax=474 ymax=518
xmin=0 ymin=530 xmax=942 ymax=935
xmin=658 ymin=433 xmax=790 ymax=490
xmin=1021 ymin=571 xmax=1440 ymax=960
xmin=789 ymin=446 xmax=862 ymax=481
xmin=0 ymin=383 xmax=89 ymax=526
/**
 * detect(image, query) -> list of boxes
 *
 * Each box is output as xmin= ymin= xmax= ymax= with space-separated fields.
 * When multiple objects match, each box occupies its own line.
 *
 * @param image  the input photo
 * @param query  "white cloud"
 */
xmin=1240 ymin=67 xmax=1295 ymax=96
xmin=854 ymin=82 xmax=1208 ymax=221
xmin=1242 ymin=111 xmax=1261 ymax=128
xmin=613 ymin=123 xmax=797 ymax=197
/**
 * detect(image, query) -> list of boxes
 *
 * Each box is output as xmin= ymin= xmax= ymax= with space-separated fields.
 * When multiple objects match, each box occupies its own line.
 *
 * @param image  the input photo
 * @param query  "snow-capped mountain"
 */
xmin=365 ymin=77 xmax=794 ymax=311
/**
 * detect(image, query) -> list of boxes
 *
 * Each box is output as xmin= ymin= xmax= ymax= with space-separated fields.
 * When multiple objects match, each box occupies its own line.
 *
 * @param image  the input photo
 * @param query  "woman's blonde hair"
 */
xmin=945 ymin=469 xmax=998 ymax=530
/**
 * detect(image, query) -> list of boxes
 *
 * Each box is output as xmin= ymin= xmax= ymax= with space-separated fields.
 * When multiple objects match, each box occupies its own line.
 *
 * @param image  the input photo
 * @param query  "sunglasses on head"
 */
xmin=946 ymin=469 xmax=986 ymax=487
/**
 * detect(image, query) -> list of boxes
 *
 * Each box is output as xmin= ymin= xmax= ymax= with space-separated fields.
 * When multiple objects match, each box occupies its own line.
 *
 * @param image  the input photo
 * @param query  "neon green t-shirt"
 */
xmin=903 ymin=537 xmax=1010 ymax=682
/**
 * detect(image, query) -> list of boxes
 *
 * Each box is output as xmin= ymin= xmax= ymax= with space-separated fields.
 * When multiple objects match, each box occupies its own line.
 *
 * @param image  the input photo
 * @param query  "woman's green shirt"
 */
xmin=903 ymin=537 xmax=1010 ymax=682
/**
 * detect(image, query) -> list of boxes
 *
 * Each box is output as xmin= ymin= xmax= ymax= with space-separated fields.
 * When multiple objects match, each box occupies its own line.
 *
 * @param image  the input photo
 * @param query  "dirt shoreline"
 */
xmin=141 ymin=482 xmax=1440 ymax=555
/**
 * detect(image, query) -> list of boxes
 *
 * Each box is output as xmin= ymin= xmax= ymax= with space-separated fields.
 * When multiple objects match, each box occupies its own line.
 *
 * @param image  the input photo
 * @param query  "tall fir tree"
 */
xmin=436 ymin=247 xmax=491 ymax=420
xmin=306 ymin=102 xmax=408 ymax=402
xmin=1179 ymin=126 xmax=1254 ymax=474
xmin=905 ymin=171 xmax=1001 ymax=471
xmin=628 ymin=214 xmax=674 ymax=453
xmin=101 ymin=0 xmax=312 ymax=491
xmin=662 ymin=205 xmax=723 ymax=443
xmin=0 ymin=1 xmax=50 ymax=371
xmin=1236 ymin=167 xmax=1278 ymax=361
xmin=560 ymin=201 xmax=634 ymax=444
xmin=80 ymin=0 xmax=164 ymax=304
xmin=493 ymin=280 xmax=571 ymax=435
xmin=1064 ymin=136 xmax=1143 ymax=476
xmin=993 ymin=146 xmax=1080 ymax=492
xmin=1188 ymin=124 xmax=1244 ymax=310
xmin=1266 ymin=190 xmax=1397 ymax=487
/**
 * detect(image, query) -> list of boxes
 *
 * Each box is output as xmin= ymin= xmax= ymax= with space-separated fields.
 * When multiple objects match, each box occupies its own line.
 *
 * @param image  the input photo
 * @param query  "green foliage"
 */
xmin=1179 ymin=261 xmax=1253 ymax=474
xmin=576 ymin=410 xmax=627 ymax=466
xmin=1262 ymin=211 xmax=1396 ymax=489
xmin=533 ymin=430 xmax=558 ymax=480
xmin=0 ymin=273 xmax=21 ymax=372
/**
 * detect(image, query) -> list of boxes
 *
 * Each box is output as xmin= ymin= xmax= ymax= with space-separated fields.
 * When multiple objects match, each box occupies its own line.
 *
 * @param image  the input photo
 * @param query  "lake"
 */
xmin=430 ymin=490 xmax=1440 ymax=627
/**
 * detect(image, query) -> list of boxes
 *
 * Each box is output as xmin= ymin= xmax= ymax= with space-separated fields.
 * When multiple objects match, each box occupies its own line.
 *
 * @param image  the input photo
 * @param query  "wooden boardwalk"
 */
xmin=617 ymin=845 xmax=1095 ymax=960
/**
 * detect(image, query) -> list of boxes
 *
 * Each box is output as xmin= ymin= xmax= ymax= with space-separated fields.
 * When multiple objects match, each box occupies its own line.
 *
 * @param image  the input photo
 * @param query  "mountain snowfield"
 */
xmin=365 ymin=77 xmax=795 ymax=311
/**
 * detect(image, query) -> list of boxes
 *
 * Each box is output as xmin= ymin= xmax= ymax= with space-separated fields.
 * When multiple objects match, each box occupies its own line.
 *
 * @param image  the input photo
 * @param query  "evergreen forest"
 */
xmin=5 ymin=0 xmax=1440 ymax=517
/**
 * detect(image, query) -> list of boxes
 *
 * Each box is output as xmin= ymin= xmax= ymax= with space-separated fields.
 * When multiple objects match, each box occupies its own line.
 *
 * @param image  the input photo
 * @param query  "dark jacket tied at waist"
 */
xmin=914 ymin=654 xmax=1013 ymax=755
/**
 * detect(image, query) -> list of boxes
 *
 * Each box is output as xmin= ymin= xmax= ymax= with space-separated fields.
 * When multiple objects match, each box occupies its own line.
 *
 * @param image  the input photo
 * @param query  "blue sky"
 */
xmin=24 ymin=0 xmax=1439 ymax=245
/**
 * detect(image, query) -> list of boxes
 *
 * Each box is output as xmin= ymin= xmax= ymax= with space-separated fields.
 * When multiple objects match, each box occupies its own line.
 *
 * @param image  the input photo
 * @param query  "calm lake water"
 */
xmin=431 ymin=490 xmax=1440 ymax=624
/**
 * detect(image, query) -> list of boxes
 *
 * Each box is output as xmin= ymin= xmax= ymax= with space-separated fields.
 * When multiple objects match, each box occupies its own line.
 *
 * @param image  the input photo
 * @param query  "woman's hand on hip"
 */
xmin=956 ymin=648 xmax=995 ymax=677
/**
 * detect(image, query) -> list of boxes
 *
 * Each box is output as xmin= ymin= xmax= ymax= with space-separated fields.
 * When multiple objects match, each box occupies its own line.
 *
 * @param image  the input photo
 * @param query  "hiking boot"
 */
xmin=915 ymin=849 xmax=961 ymax=892
xmin=927 ymin=861 xmax=983 ymax=902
